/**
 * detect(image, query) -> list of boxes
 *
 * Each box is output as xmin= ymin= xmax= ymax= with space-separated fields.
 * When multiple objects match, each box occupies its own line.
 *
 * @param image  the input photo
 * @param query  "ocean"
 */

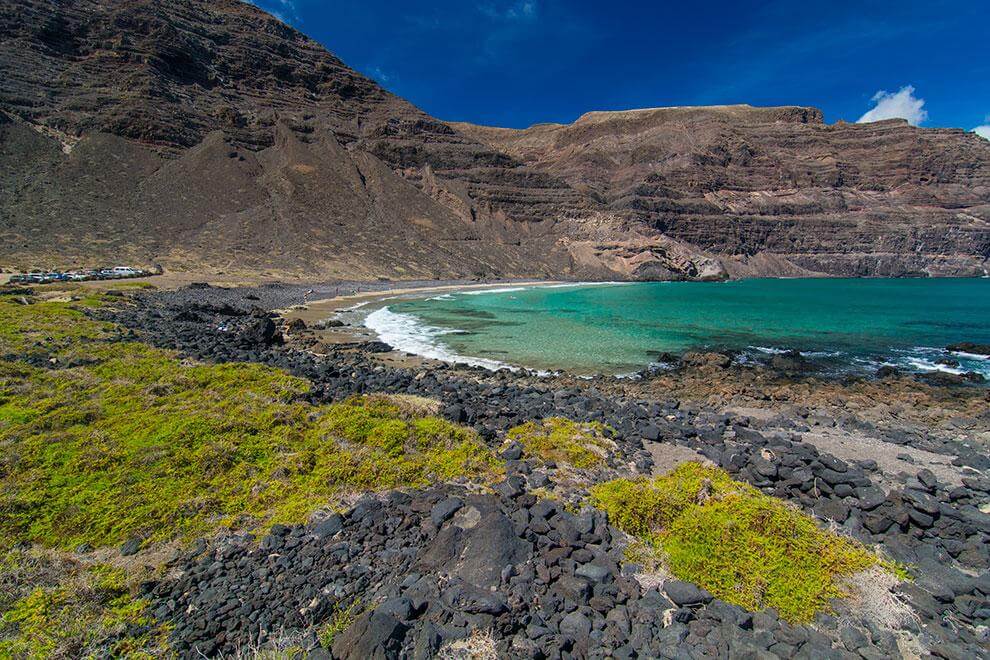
xmin=363 ymin=279 xmax=990 ymax=377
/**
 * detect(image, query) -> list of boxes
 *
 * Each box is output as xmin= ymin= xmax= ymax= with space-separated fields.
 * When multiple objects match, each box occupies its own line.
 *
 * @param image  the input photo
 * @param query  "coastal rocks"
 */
xmin=149 ymin=485 xmax=918 ymax=659
xmin=946 ymin=342 xmax=990 ymax=357
xmin=101 ymin=287 xmax=990 ymax=658
xmin=769 ymin=350 xmax=812 ymax=373
xmin=917 ymin=371 xmax=986 ymax=386
xmin=119 ymin=538 xmax=142 ymax=557
xmin=664 ymin=580 xmax=713 ymax=607
xmin=876 ymin=365 xmax=901 ymax=379
xmin=239 ymin=314 xmax=281 ymax=346
xmin=681 ymin=351 xmax=732 ymax=368
xmin=332 ymin=612 xmax=408 ymax=660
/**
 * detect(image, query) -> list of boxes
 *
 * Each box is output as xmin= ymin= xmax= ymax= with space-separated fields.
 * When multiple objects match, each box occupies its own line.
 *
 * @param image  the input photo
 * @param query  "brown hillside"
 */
xmin=1 ymin=1 xmax=987 ymax=280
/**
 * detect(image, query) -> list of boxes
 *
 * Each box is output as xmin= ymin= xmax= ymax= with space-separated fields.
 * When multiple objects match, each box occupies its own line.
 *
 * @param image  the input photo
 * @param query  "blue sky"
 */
xmin=249 ymin=0 xmax=989 ymax=136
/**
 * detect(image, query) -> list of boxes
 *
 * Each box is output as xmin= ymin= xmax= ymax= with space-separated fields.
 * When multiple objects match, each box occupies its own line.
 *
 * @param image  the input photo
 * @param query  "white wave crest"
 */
xmin=364 ymin=306 xmax=512 ymax=371
xmin=903 ymin=358 xmax=965 ymax=375
xmin=461 ymin=286 xmax=529 ymax=296
xmin=949 ymin=350 xmax=989 ymax=361
xmin=749 ymin=345 xmax=790 ymax=355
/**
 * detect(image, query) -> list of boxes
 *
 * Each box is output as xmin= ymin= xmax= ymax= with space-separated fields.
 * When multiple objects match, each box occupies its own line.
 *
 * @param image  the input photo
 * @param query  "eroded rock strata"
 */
xmin=89 ymin=283 xmax=990 ymax=658
xmin=452 ymin=107 xmax=990 ymax=278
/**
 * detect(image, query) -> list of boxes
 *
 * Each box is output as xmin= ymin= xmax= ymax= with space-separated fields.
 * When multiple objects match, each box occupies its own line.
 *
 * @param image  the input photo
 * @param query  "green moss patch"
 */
xmin=318 ymin=600 xmax=363 ymax=649
xmin=0 ymin=295 xmax=115 ymax=357
xmin=0 ymin=297 xmax=502 ymax=550
xmin=590 ymin=463 xmax=884 ymax=623
xmin=0 ymin=548 xmax=169 ymax=658
xmin=507 ymin=417 xmax=615 ymax=469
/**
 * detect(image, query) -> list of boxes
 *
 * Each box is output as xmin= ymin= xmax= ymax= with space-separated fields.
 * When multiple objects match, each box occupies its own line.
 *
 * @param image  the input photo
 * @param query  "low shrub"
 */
xmin=317 ymin=600 xmax=362 ymax=649
xmin=590 ymin=463 xmax=885 ymax=623
xmin=0 ymin=548 xmax=169 ymax=658
xmin=507 ymin=417 xmax=614 ymax=469
xmin=0 ymin=294 xmax=503 ymax=656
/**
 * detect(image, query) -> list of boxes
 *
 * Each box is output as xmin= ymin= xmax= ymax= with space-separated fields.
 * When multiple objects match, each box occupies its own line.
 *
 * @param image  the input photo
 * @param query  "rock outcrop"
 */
xmin=452 ymin=106 xmax=990 ymax=277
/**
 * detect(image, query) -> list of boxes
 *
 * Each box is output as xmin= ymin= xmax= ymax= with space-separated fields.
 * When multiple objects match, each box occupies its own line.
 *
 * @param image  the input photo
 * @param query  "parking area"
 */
xmin=7 ymin=266 xmax=151 ymax=285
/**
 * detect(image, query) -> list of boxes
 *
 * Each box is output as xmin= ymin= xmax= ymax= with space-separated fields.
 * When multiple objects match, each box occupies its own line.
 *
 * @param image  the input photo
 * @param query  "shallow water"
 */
xmin=364 ymin=279 xmax=990 ymax=376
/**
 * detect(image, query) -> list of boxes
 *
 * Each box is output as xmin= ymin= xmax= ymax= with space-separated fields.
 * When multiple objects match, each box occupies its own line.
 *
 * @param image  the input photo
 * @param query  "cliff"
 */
xmin=1 ymin=0 xmax=987 ymax=280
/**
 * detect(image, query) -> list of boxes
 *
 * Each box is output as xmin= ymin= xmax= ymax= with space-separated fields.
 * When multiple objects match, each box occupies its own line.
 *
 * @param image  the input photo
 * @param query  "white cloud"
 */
xmin=973 ymin=124 xmax=990 ymax=140
xmin=370 ymin=67 xmax=391 ymax=83
xmin=246 ymin=0 xmax=298 ymax=24
xmin=478 ymin=1 xmax=538 ymax=22
xmin=857 ymin=85 xmax=928 ymax=126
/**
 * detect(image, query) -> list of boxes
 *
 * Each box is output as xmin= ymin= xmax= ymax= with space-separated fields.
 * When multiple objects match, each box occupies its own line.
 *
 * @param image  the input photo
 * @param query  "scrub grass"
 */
xmin=0 ymin=547 xmax=170 ymax=658
xmin=0 ymin=293 xmax=503 ymax=656
xmin=0 ymin=297 xmax=502 ymax=550
xmin=507 ymin=417 xmax=615 ymax=469
xmin=589 ymin=463 xmax=884 ymax=623
xmin=318 ymin=600 xmax=363 ymax=649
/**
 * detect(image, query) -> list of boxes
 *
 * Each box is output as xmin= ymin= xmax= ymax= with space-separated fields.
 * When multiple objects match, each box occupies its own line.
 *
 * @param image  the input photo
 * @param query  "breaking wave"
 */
xmin=364 ymin=306 xmax=513 ymax=371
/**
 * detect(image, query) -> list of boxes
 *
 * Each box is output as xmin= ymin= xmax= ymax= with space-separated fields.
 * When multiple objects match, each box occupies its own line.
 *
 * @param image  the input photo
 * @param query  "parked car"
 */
xmin=5 ymin=266 xmax=148 ymax=286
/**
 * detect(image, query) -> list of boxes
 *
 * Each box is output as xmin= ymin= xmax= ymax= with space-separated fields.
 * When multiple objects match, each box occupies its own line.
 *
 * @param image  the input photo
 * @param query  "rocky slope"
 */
xmin=452 ymin=106 xmax=990 ymax=277
xmin=1 ymin=0 xmax=988 ymax=280
xmin=0 ymin=0 xmax=716 ymax=281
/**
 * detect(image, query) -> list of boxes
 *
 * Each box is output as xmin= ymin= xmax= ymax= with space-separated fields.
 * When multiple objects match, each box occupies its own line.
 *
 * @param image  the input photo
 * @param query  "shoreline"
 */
xmin=280 ymin=279 xmax=566 ymax=350
xmin=278 ymin=279 xmax=990 ymax=384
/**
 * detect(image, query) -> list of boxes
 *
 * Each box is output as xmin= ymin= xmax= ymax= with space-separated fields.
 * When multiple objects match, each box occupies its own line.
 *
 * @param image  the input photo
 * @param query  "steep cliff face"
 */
xmin=1 ymin=0 xmax=987 ymax=280
xmin=453 ymin=106 xmax=990 ymax=277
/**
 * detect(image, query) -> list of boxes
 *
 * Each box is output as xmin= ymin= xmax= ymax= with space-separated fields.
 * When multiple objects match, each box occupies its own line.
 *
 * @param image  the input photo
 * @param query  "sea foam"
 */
xmin=364 ymin=306 xmax=513 ymax=371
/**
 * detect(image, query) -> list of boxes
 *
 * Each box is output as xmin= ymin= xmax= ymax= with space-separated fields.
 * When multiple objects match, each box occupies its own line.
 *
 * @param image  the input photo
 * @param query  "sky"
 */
xmin=248 ymin=0 xmax=990 ymax=138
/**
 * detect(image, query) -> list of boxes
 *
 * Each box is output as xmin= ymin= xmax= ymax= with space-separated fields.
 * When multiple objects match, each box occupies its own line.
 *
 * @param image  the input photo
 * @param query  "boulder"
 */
xmin=332 ymin=611 xmax=408 ymax=660
xmin=664 ymin=580 xmax=713 ymax=606
xmin=770 ymin=350 xmax=811 ymax=373
xmin=120 ymin=538 xmax=142 ymax=556
xmin=560 ymin=611 xmax=593 ymax=642
xmin=312 ymin=514 xmax=343 ymax=539
xmin=441 ymin=581 xmax=508 ymax=614
xmin=875 ymin=365 xmax=901 ymax=379
xmin=240 ymin=316 xmax=279 ymax=346
xmin=430 ymin=497 xmax=463 ymax=526
xmin=855 ymin=486 xmax=886 ymax=511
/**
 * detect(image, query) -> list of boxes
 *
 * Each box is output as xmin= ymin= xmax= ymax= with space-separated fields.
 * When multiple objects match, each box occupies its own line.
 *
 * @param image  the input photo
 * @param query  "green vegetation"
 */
xmin=507 ymin=417 xmax=614 ymax=469
xmin=318 ymin=600 xmax=363 ymax=649
xmin=0 ymin=293 xmax=115 ymax=356
xmin=0 ymin=548 xmax=169 ymax=658
xmin=590 ymin=462 xmax=885 ymax=623
xmin=0 ymin=297 xmax=502 ymax=550
xmin=0 ymin=293 xmax=503 ymax=656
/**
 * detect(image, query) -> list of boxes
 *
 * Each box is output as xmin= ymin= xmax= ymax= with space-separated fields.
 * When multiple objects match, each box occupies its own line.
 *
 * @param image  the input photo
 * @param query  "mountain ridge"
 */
xmin=1 ymin=0 xmax=987 ymax=280
xmin=451 ymin=105 xmax=990 ymax=278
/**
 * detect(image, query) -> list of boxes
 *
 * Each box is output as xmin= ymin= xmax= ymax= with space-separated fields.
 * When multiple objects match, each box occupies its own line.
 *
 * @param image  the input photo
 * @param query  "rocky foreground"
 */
xmin=73 ymin=282 xmax=990 ymax=659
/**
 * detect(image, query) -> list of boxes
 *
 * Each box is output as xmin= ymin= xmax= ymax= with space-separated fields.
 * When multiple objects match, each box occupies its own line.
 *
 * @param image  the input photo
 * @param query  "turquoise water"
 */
xmin=364 ymin=279 xmax=990 ymax=376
